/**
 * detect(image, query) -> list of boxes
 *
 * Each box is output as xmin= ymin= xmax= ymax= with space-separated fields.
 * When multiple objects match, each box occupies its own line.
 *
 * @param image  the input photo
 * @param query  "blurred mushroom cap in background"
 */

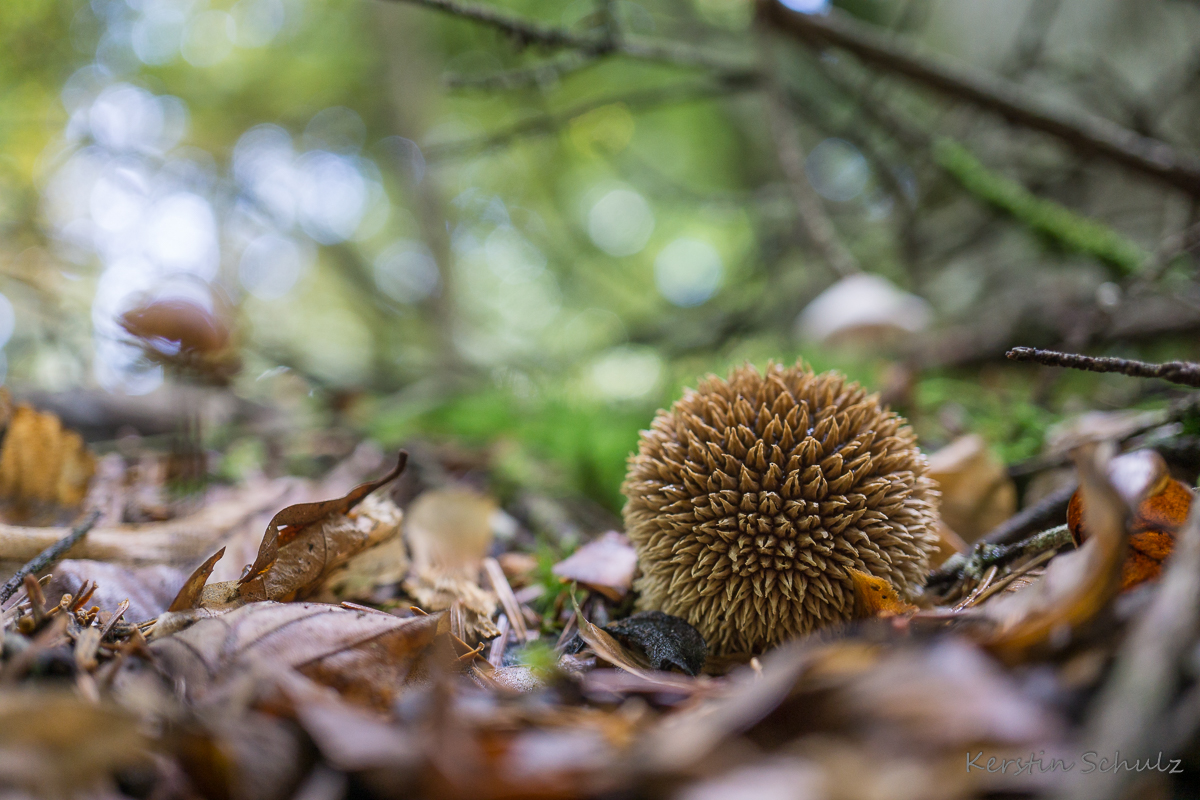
xmin=795 ymin=273 xmax=932 ymax=347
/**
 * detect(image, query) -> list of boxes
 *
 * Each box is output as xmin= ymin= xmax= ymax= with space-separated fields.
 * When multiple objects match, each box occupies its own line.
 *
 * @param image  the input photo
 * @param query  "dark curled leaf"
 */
xmin=569 ymin=611 xmax=707 ymax=676
xmin=239 ymin=451 xmax=407 ymax=589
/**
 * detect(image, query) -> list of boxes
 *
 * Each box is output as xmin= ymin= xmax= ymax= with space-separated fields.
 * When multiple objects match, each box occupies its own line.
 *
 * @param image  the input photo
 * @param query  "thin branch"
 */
xmin=1007 ymin=346 xmax=1200 ymax=387
xmin=444 ymin=52 xmax=601 ymax=90
xmin=0 ymin=510 xmax=101 ymax=605
xmin=1136 ymin=217 xmax=1200 ymax=282
xmin=423 ymin=79 xmax=756 ymax=162
xmin=385 ymin=0 xmax=756 ymax=78
xmin=761 ymin=71 xmax=860 ymax=277
xmin=759 ymin=0 xmax=1200 ymax=197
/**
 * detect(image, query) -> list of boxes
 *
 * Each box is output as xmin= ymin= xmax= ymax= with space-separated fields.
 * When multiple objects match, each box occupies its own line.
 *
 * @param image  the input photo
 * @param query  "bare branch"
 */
xmin=423 ymin=80 xmax=754 ymax=162
xmin=762 ymin=82 xmax=860 ymax=277
xmin=1007 ymin=346 xmax=1200 ymax=387
xmin=444 ymin=52 xmax=600 ymax=90
xmin=385 ymin=0 xmax=756 ymax=78
xmin=0 ymin=510 xmax=101 ymax=605
xmin=759 ymin=0 xmax=1200 ymax=197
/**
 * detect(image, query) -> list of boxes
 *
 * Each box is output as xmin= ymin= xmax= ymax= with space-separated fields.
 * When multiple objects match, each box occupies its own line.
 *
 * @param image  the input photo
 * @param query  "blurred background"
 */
xmin=3 ymin=0 xmax=1200 ymax=532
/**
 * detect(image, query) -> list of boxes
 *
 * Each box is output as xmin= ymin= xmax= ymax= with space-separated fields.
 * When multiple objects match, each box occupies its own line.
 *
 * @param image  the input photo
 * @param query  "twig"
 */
xmin=951 ymin=564 xmax=998 ymax=611
xmin=1006 ymin=347 xmax=1200 ymax=388
xmin=0 ymin=511 xmax=101 ymax=605
xmin=930 ymin=524 xmax=1073 ymax=589
xmin=983 ymin=481 xmax=1077 ymax=546
xmin=966 ymin=547 xmax=1058 ymax=607
xmin=424 ymin=80 xmax=755 ymax=162
xmin=385 ymin=0 xmax=756 ymax=77
xmin=759 ymin=0 xmax=1200 ymax=196
xmin=759 ymin=26 xmax=860 ymax=277
xmin=445 ymin=52 xmax=599 ymax=90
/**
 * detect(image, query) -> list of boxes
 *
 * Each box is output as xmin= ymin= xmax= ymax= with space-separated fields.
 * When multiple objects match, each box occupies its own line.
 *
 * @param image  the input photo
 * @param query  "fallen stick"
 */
xmin=0 ymin=511 xmax=101 ymax=604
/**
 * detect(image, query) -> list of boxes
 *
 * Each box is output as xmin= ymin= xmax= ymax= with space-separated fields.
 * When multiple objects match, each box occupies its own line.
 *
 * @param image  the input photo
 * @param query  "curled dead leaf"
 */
xmin=981 ymin=445 xmax=1129 ymax=663
xmin=238 ymin=451 xmax=408 ymax=596
xmin=1067 ymin=449 xmax=1193 ymax=590
xmin=848 ymin=568 xmax=918 ymax=619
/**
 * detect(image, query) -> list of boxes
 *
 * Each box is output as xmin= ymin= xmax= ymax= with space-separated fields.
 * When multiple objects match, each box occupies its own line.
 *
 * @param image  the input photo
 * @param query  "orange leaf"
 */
xmin=848 ymin=568 xmax=917 ymax=619
xmin=1067 ymin=457 xmax=1192 ymax=591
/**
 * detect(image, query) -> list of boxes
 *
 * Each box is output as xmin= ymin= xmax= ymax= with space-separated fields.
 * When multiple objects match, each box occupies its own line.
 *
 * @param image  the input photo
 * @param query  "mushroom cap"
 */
xmin=622 ymin=361 xmax=939 ymax=656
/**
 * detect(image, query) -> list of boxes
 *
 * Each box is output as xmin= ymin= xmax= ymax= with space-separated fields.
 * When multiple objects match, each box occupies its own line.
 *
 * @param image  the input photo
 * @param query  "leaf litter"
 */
xmin=0 ymin=367 xmax=1198 ymax=799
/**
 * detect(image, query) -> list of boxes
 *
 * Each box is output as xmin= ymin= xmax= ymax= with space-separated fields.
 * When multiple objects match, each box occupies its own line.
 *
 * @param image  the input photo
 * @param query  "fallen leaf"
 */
xmin=272 ymin=669 xmax=419 ymax=773
xmin=238 ymin=451 xmax=408 ymax=598
xmin=403 ymin=486 xmax=499 ymax=642
xmin=149 ymin=601 xmax=440 ymax=709
xmin=319 ymin=528 xmax=411 ymax=602
xmin=552 ymin=531 xmax=638 ymax=601
xmin=981 ymin=445 xmax=1129 ymax=662
xmin=404 ymin=485 xmax=495 ymax=573
xmin=44 ymin=559 xmax=187 ymax=622
xmin=1067 ymin=449 xmax=1193 ymax=590
xmin=848 ymin=568 xmax=918 ymax=619
xmin=0 ymin=690 xmax=152 ymax=796
xmin=0 ymin=400 xmax=95 ymax=523
xmin=167 ymin=547 xmax=227 ymax=612
xmin=926 ymin=434 xmax=1017 ymax=543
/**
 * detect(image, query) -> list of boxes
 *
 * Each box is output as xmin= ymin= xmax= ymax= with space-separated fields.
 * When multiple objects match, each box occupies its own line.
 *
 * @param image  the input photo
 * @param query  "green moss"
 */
xmin=933 ymin=137 xmax=1146 ymax=276
xmin=913 ymin=375 xmax=1058 ymax=463
xmin=370 ymin=387 xmax=649 ymax=512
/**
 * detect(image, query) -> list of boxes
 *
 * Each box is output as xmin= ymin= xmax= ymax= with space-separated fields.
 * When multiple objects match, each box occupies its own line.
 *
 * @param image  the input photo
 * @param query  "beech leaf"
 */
xmin=149 ymin=601 xmax=440 ymax=708
xmin=235 ymin=452 xmax=408 ymax=603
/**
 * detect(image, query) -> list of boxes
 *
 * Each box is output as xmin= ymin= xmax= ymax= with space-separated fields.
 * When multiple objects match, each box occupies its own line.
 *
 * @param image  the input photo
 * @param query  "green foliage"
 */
xmin=913 ymin=375 xmax=1058 ymax=463
xmin=370 ymin=386 xmax=651 ymax=511
xmin=531 ymin=545 xmax=576 ymax=622
xmin=933 ymin=137 xmax=1146 ymax=276
xmin=516 ymin=639 xmax=559 ymax=673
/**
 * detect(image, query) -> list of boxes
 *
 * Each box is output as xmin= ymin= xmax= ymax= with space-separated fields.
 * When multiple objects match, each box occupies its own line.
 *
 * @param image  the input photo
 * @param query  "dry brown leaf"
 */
xmin=238 ymin=451 xmax=408 ymax=597
xmin=403 ymin=486 xmax=499 ymax=642
xmin=404 ymin=485 xmax=495 ymax=573
xmin=167 ymin=547 xmax=227 ymax=612
xmin=232 ymin=491 xmax=405 ymax=604
xmin=0 ymin=401 xmax=95 ymax=523
xmin=272 ymin=669 xmax=419 ymax=773
xmin=552 ymin=531 xmax=637 ymax=601
xmin=1067 ymin=449 xmax=1193 ymax=591
xmin=927 ymin=434 xmax=1017 ymax=543
xmin=981 ymin=445 xmax=1129 ymax=662
xmin=44 ymin=559 xmax=187 ymax=622
xmin=149 ymin=601 xmax=440 ymax=709
xmin=319 ymin=530 xmax=410 ymax=602
xmin=0 ymin=690 xmax=152 ymax=796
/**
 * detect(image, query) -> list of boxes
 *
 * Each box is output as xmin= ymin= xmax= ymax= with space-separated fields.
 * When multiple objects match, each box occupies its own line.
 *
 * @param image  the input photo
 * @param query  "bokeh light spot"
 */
xmin=654 ymin=237 xmax=723 ymax=307
xmin=587 ymin=188 xmax=654 ymax=257
xmin=805 ymin=138 xmax=869 ymax=202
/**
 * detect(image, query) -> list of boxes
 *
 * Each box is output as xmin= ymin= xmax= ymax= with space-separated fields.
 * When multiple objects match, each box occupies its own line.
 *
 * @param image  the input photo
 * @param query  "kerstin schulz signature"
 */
xmin=967 ymin=751 xmax=1183 ymax=775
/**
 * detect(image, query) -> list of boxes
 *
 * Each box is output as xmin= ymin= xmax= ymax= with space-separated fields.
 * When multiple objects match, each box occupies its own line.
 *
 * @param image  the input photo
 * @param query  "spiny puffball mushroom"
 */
xmin=622 ymin=361 xmax=939 ymax=656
